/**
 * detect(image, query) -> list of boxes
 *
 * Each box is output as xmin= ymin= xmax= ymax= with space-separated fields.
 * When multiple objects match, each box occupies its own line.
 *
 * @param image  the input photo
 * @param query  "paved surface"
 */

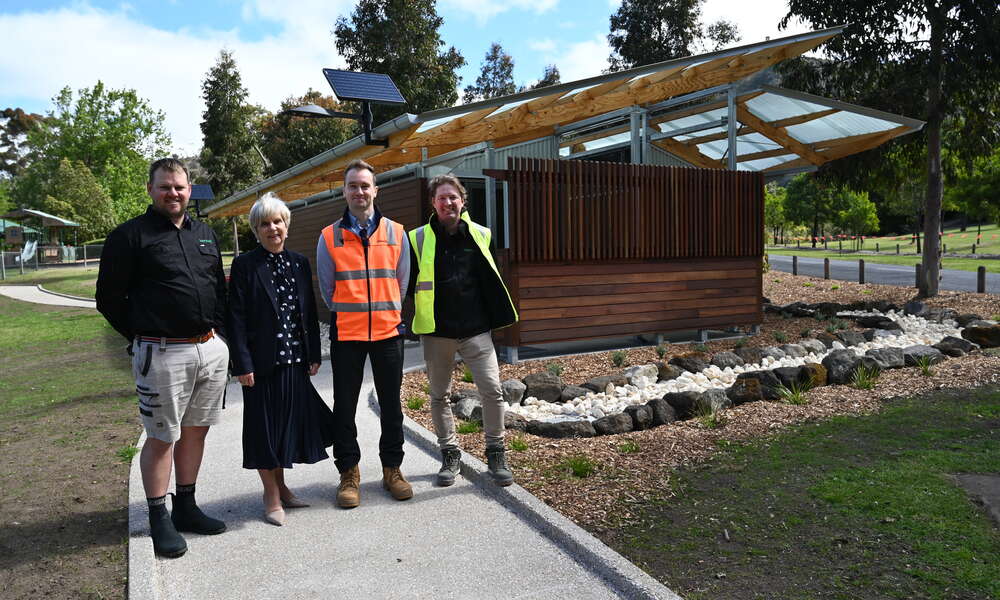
xmin=769 ymin=254 xmax=1000 ymax=294
xmin=127 ymin=352 xmax=680 ymax=600
xmin=0 ymin=284 xmax=97 ymax=308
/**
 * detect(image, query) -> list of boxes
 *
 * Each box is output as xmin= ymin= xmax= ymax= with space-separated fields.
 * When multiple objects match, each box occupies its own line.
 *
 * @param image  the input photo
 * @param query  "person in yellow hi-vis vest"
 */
xmin=408 ymin=174 xmax=518 ymax=487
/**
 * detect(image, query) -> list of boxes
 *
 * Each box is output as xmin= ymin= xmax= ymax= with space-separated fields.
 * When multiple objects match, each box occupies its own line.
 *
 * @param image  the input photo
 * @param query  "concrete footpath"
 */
xmin=127 ymin=350 xmax=681 ymax=600
xmin=0 ymin=284 xmax=96 ymax=308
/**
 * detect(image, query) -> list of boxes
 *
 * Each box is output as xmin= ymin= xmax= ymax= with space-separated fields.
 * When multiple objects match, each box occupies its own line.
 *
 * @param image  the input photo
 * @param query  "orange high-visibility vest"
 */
xmin=321 ymin=216 xmax=404 ymax=341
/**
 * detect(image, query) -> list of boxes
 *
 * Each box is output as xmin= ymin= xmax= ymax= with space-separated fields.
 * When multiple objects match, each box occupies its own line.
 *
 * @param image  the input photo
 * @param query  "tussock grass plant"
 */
xmin=733 ymin=337 xmax=748 ymax=349
xmin=462 ymin=365 xmax=474 ymax=383
xmin=800 ymin=328 xmax=812 ymax=338
xmin=802 ymin=282 xmax=815 ymax=287
xmin=851 ymin=364 xmax=880 ymax=390
xmin=610 ymin=350 xmax=628 ymax=367
xmin=772 ymin=331 xmax=789 ymax=343
xmin=655 ymin=345 xmax=668 ymax=359
xmin=546 ymin=362 xmax=564 ymax=376
xmin=560 ymin=454 xmax=596 ymax=478
xmin=693 ymin=343 xmax=709 ymax=353
xmin=618 ymin=439 xmax=640 ymax=453
xmin=916 ymin=355 xmax=934 ymax=377
xmin=456 ymin=421 xmax=482 ymax=434
xmin=777 ymin=380 xmax=811 ymax=405
xmin=116 ymin=445 xmax=138 ymax=463
xmin=406 ymin=396 xmax=426 ymax=410
xmin=509 ymin=435 xmax=529 ymax=451
xmin=831 ymin=284 xmax=840 ymax=290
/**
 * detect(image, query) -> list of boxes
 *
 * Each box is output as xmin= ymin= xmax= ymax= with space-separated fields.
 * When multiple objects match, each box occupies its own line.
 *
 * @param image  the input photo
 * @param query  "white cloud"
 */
xmin=0 ymin=3 xmax=353 ymax=155
xmin=701 ymin=0 xmax=813 ymax=44
xmin=537 ymin=33 xmax=612 ymax=82
xmin=529 ymin=39 xmax=557 ymax=52
xmin=441 ymin=0 xmax=559 ymax=25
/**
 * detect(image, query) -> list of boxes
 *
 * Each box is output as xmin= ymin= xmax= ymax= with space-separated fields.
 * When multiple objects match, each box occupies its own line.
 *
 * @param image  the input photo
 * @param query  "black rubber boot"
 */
xmin=171 ymin=487 xmax=227 ymax=535
xmin=149 ymin=503 xmax=187 ymax=558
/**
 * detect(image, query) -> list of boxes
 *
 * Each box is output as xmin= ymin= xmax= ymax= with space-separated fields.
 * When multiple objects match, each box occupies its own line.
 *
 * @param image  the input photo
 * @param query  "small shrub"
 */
xmin=694 ymin=402 xmax=726 ymax=428
xmin=406 ymin=396 xmax=426 ymax=410
xmin=421 ymin=383 xmax=431 ymax=394
xmin=561 ymin=455 xmax=596 ymax=478
xmin=456 ymin=421 xmax=482 ymax=434
xmin=655 ymin=345 xmax=668 ymax=359
xmin=862 ymin=290 xmax=873 ymax=295
xmin=509 ymin=435 xmax=529 ymax=451
xmin=693 ymin=343 xmax=709 ymax=353
xmin=851 ymin=364 xmax=880 ymax=390
xmin=777 ymin=380 xmax=810 ymax=405
xmin=831 ymin=284 xmax=840 ymax=290
xmin=916 ymin=355 xmax=934 ymax=377
xmin=610 ymin=350 xmax=628 ymax=367
xmin=462 ymin=365 xmax=474 ymax=383
xmin=772 ymin=331 xmax=789 ymax=343
xmin=800 ymin=328 xmax=812 ymax=338
xmin=733 ymin=337 xmax=748 ymax=349
xmin=617 ymin=439 xmax=640 ymax=453
xmin=802 ymin=282 xmax=815 ymax=287
xmin=772 ymin=278 xmax=782 ymax=283
xmin=546 ymin=362 xmax=564 ymax=377
xmin=116 ymin=445 xmax=139 ymax=463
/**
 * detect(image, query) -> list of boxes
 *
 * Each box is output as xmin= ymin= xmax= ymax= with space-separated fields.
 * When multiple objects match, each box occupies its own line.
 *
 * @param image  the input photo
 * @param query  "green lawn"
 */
xmin=611 ymin=387 xmax=1000 ymax=600
xmin=766 ymin=248 xmax=1000 ymax=273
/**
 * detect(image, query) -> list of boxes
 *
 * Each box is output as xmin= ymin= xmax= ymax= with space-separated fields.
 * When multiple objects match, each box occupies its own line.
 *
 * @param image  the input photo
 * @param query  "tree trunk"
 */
xmin=920 ymin=0 xmax=944 ymax=298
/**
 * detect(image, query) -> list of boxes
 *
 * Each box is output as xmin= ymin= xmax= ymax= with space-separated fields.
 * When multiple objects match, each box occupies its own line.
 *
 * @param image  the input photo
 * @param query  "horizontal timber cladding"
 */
xmin=282 ymin=178 xmax=427 ymax=323
xmin=504 ymin=157 xmax=764 ymax=263
xmin=506 ymin=258 xmax=763 ymax=346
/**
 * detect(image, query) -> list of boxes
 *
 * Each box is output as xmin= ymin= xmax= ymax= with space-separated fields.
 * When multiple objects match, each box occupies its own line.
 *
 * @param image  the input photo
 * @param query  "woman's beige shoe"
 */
xmin=264 ymin=508 xmax=285 ymax=526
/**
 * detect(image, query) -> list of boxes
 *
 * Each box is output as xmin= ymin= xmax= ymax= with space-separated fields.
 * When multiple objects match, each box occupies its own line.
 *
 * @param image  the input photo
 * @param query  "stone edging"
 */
xmin=371 ymin=367 xmax=683 ymax=600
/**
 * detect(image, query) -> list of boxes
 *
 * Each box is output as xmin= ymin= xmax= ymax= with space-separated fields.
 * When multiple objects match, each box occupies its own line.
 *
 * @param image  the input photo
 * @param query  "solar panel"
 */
xmin=323 ymin=69 xmax=406 ymax=105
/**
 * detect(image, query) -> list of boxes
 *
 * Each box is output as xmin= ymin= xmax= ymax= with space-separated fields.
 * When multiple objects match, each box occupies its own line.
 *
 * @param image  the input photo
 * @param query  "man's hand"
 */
xmin=238 ymin=372 xmax=255 ymax=387
xmin=308 ymin=363 xmax=320 ymax=376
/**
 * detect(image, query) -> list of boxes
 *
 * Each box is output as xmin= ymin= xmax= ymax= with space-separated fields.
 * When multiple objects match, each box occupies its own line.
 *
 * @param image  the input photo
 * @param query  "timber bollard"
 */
xmin=792 ymin=255 xmax=798 ymax=276
xmin=859 ymin=259 xmax=865 ymax=284
xmin=896 ymin=243 xmax=900 ymax=255
xmin=824 ymin=258 xmax=830 ymax=280
xmin=978 ymin=266 xmax=986 ymax=293
xmin=972 ymin=243 xmax=977 ymax=254
xmin=915 ymin=263 xmax=922 ymax=288
xmin=876 ymin=242 xmax=879 ymax=253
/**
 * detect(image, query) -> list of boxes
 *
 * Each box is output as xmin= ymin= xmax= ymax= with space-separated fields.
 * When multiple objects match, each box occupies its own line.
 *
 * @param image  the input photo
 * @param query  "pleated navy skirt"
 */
xmin=241 ymin=364 xmax=336 ymax=470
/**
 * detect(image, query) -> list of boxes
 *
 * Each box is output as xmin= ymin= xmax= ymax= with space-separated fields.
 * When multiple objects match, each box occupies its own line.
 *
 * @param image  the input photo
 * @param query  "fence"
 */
xmin=0 ymin=245 xmax=105 ymax=279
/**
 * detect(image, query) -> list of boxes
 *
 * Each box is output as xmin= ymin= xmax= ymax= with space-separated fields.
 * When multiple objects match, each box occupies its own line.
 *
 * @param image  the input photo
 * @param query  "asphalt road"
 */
xmin=769 ymin=254 xmax=1000 ymax=294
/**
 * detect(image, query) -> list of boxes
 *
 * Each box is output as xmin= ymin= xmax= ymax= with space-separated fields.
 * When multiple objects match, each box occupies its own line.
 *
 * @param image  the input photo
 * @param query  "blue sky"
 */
xmin=0 ymin=1 xmax=810 ymax=155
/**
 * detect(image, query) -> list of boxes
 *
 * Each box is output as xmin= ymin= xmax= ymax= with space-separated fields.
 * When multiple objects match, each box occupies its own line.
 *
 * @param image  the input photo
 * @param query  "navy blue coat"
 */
xmin=227 ymin=246 xmax=322 ymax=379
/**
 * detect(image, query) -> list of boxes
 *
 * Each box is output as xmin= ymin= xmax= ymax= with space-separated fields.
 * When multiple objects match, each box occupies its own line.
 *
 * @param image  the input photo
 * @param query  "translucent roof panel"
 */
xmin=581 ymin=131 xmax=632 ymax=152
xmin=558 ymin=82 xmax=602 ymax=101
xmin=489 ymin=98 xmax=532 ymax=116
xmin=657 ymin=108 xmax=728 ymax=133
xmin=739 ymin=154 xmax=799 ymax=171
xmin=416 ymin=113 xmax=463 ymax=133
xmin=787 ymin=112 xmax=900 ymax=145
xmin=744 ymin=93 xmax=828 ymax=122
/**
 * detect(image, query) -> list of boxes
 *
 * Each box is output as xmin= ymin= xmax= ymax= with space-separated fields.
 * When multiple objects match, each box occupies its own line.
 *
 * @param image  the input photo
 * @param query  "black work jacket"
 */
xmin=96 ymin=206 xmax=227 ymax=341
xmin=226 ymin=246 xmax=321 ymax=378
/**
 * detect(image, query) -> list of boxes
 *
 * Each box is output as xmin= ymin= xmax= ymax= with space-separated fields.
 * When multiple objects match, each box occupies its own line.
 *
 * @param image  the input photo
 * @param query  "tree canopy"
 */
xmin=42 ymin=159 xmax=117 ymax=240
xmin=463 ymin=43 xmax=517 ymax=103
xmin=257 ymin=89 xmax=354 ymax=176
xmin=0 ymin=108 xmax=44 ymax=178
xmin=334 ymin=0 xmax=465 ymax=124
xmin=529 ymin=65 xmax=562 ymax=91
xmin=200 ymin=50 xmax=263 ymax=201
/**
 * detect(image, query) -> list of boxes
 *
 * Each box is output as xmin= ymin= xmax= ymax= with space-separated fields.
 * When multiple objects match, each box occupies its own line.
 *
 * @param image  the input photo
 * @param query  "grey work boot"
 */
xmin=436 ymin=447 xmax=462 ymax=487
xmin=485 ymin=447 xmax=513 ymax=487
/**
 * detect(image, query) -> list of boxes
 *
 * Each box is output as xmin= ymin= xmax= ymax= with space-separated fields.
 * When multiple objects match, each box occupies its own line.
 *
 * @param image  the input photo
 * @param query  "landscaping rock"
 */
xmin=872 ymin=301 xmax=898 ymax=313
xmin=903 ymin=345 xmax=946 ymax=366
xmin=922 ymin=307 xmax=958 ymax=323
xmin=962 ymin=325 xmax=1000 ymax=348
xmin=812 ymin=302 xmax=843 ymax=318
xmin=760 ymin=346 xmax=786 ymax=360
xmin=593 ymin=413 xmax=633 ymax=435
xmin=865 ymin=347 xmax=905 ymax=369
xmin=903 ymin=300 xmax=926 ymax=316
xmin=623 ymin=364 xmax=659 ymax=385
xmin=656 ymin=362 xmax=686 ymax=382
xmin=560 ymin=385 xmax=592 ymax=403
xmin=669 ymin=353 xmax=710 ymax=374
xmin=582 ymin=374 xmax=628 ymax=393
xmin=816 ymin=332 xmax=839 ymax=348
xmin=695 ymin=389 xmax=732 ymax=414
xmin=525 ymin=419 xmax=596 ymax=438
xmin=453 ymin=397 xmax=482 ymax=422
xmin=624 ymin=405 xmax=654 ymax=430
xmin=836 ymin=331 xmax=867 ymax=347
xmin=522 ymin=372 xmax=564 ymax=403
xmin=955 ymin=313 xmax=983 ymax=327
xmin=501 ymin=379 xmax=526 ymax=406
xmin=450 ymin=388 xmax=481 ymax=403
xmin=772 ymin=366 xmax=803 ymax=389
xmin=662 ymin=391 xmax=701 ymax=420
xmin=780 ymin=302 xmax=815 ymax=317
xmin=726 ymin=378 xmax=763 ymax=405
xmin=736 ymin=370 xmax=782 ymax=401
xmin=822 ymin=349 xmax=861 ymax=385
xmin=504 ymin=412 xmax=528 ymax=432
xmin=710 ymin=351 xmax=745 ymax=369
xmin=966 ymin=319 xmax=997 ymax=328
xmin=852 ymin=315 xmax=898 ymax=329
xmin=799 ymin=339 xmax=827 ymax=355
xmin=779 ymin=344 xmax=808 ymax=359
xmin=645 ymin=398 xmax=677 ymax=426
xmin=799 ymin=363 xmax=828 ymax=387
xmin=933 ymin=336 xmax=976 ymax=357
xmin=734 ymin=346 xmax=765 ymax=366
xmin=856 ymin=356 xmax=884 ymax=374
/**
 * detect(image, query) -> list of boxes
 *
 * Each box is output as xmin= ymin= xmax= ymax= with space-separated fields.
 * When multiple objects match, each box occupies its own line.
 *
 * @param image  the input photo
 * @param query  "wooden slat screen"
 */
xmin=506 ymin=157 xmax=763 ymax=263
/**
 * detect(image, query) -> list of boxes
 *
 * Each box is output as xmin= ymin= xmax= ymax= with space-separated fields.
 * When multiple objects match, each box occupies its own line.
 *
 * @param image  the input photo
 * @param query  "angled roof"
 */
xmin=206 ymin=25 xmax=920 ymax=217
xmin=1 ymin=208 xmax=80 ymax=227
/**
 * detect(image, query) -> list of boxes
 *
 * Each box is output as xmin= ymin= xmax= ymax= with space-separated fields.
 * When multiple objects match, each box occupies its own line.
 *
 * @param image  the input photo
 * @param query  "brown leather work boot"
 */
xmin=337 ymin=465 xmax=361 ymax=509
xmin=382 ymin=467 xmax=413 ymax=501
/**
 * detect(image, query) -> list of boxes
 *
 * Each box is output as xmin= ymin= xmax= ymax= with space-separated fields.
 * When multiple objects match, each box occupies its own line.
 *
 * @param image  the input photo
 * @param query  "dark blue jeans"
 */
xmin=330 ymin=336 xmax=404 ymax=472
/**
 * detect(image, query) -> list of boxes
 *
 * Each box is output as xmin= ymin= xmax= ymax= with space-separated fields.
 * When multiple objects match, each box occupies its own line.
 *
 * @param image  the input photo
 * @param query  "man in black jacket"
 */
xmin=96 ymin=158 xmax=229 ymax=558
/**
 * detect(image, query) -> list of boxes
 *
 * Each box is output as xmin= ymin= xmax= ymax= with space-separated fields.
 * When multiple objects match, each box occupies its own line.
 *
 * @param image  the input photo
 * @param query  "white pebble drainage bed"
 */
xmin=507 ymin=310 xmax=967 ymax=424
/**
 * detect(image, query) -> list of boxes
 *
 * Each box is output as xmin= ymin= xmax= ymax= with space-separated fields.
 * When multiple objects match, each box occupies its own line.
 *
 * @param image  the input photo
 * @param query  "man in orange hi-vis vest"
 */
xmin=316 ymin=159 xmax=411 ymax=509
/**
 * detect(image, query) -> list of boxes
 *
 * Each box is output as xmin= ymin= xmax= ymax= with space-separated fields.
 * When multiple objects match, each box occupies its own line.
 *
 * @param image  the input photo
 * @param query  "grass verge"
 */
xmin=607 ymin=386 xmax=1000 ymax=600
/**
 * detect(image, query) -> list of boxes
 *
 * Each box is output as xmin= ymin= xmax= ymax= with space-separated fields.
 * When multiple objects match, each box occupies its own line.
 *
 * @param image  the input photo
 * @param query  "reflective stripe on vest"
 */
xmin=408 ymin=212 xmax=517 ymax=335
xmin=322 ymin=217 xmax=404 ymax=341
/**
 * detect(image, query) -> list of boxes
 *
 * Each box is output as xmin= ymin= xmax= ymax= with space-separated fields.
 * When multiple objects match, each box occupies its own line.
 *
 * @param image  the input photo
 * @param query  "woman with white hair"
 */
xmin=227 ymin=193 xmax=334 ymax=526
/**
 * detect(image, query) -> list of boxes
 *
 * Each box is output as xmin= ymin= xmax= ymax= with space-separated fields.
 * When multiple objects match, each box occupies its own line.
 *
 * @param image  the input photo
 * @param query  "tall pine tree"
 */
xmin=200 ymin=50 xmax=263 ymax=200
xmin=334 ymin=0 xmax=465 ymax=124
xmin=463 ymin=43 xmax=517 ymax=103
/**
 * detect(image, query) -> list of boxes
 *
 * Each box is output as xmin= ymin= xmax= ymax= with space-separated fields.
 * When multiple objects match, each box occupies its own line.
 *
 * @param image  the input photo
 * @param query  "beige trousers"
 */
xmin=421 ymin=332 xmax=505 ymax=450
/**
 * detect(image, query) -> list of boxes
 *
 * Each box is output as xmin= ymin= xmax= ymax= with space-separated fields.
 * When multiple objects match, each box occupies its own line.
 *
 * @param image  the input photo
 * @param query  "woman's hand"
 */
xmin=238 ymin=372 xmax=255 ymax=387
xmin=308 ymin=363 xmax=320 ymax=376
